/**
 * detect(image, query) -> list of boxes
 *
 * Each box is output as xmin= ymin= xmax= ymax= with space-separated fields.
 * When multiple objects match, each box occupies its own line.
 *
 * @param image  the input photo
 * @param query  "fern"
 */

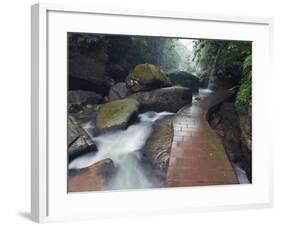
xmin=236 ymin=73 xmax=252 ymax=106
xmin=243 ymin=55 xmax=252 ymax=73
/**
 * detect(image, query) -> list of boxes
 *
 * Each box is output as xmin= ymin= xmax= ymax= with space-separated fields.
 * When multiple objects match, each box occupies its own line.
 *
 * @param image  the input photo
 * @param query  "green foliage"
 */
xmin=243 ymin=55 xmax=252 ymax=73
xmin=193 ymin=39 xmax=252 ymax=106
xmin=193 ymin=40 xmax=252 ymax=80
xmin=236 ymin=73 xmax=252 ymax=106
xmin=236 ymin=54 xmax=252 ymax=106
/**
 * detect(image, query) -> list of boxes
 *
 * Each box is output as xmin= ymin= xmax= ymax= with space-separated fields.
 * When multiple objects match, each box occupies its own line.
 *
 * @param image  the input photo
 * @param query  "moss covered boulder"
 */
xmin=126 ymin=63 xmax=171 ymax=92
xmin=95 ymin=98 xmax=140 ymax=134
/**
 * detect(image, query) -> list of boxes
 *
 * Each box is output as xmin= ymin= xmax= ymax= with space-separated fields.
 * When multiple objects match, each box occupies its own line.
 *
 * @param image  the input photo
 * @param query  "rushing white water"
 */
xmin=233 ymin=162 xmax=250 ymax=184
xmin=68 ymin=111 xmax=175 ymax=189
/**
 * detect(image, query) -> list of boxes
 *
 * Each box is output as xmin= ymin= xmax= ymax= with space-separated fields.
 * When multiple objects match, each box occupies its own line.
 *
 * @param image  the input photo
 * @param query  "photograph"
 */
xmin=67 ymin=33 xmax=252 ymax=192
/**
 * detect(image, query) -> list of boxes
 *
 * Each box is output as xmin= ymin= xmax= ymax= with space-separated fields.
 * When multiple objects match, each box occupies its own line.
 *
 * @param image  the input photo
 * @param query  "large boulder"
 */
xmin=143 ymin=117 xmax=173 ymax=177
xmin=68 ymin=37 xmax=112 ymax=95
xmin=199 ymin=78 xmax=209 ymax=88
xmin=209 ymin=102 xmax=242 ymax=163
xmin=220 ymin=103 xmax=242 ymax=162
xmin=68 ymin=90 xmax=103 ymax=113
xmin=68 ymin=116 xmax=97 ymax=161
xmin=168 ymin=71 xmax=200 ymax=93
xmin=106 ymin=64 xmax=129 ymax=82
xmin=129 ymin=86 xmax=192 ymax=113
xmin=108 ymin=82 xmax=132 ymax=102
xmin=209 ymin=101 xmax=252 ymax=182
xmin=126 ymin=63 xmax=171 ymax=92
xmin=95 ymin=98 xmax=140 ymax=134
xmin=68 ymin=159 xmax=115 ymax=192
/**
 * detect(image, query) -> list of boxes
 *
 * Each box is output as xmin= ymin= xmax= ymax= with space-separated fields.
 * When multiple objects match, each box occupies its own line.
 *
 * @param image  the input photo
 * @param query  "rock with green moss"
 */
xmin=126 ymin=63 xmax=171 ymax=92
xmin=95 ymin=98 xmax=140 ymax=134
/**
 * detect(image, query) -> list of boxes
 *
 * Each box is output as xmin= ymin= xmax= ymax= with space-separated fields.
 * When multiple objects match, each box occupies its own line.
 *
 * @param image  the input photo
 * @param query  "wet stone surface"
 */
xmin=166 ymin=89 xmax=238 ymax=187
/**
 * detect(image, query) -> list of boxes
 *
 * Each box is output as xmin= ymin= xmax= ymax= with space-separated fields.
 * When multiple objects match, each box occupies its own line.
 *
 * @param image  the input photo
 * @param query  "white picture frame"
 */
xmin=31 ymin=3 xmax=274 ymax=223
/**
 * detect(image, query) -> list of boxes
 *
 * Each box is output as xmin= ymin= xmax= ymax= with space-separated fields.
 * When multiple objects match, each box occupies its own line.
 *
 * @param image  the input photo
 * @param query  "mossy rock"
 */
xmin=126 ymin=63 xmax=171 ymax=92
xmin=95 ymin=98 xmax=140 ymax=134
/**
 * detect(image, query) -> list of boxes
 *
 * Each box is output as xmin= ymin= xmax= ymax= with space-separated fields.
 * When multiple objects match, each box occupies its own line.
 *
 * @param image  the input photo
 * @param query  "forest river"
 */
xmin=69 ymin=111 xmax=175 ymax=190
xmin=69 ymin=88 xmax=249 ymax=190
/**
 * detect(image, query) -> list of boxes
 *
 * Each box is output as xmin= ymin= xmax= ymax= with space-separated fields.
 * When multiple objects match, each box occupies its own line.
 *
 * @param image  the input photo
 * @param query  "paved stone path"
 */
xmin=165 ymin=88 xmax=238 ymax=187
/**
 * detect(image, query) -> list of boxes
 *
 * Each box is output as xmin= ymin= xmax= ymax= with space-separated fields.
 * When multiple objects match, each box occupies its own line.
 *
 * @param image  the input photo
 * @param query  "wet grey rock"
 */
xmin=211 ymin=102 xmax=242 ymax=163
xmin=236 ymin=104 xmax=252 ymax=182
xmin=68 ymin=116 xmax=97 ymax=161
xmin=129 ymin=86 xmax=192 ymax=113
xmin=143 ymin=117 xmax=173 ymax=178
xmin=108 ymin=82 xmax=132 ymax=102
xmin=168 ymin=71 xmax=200 ymax=93
xmin=68 ymin=90 xmax=103 ymax=113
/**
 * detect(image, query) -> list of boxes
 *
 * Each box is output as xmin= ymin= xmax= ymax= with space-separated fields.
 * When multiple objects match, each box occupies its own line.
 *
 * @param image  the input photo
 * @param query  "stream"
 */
xmin=69 ymin=111 xmax=174 ymax=190
xmin=69 ymin=88 xmax=249 ymax=189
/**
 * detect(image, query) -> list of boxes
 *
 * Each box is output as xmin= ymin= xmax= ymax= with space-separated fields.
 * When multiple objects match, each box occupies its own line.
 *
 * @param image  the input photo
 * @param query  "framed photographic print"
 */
xmin=31 ymin=3 xmax=274 ymax=223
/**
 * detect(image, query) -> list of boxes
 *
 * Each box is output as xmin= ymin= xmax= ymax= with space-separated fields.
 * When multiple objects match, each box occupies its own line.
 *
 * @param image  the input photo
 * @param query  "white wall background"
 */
xmin=0 ymin=0 xmax=279 ymax=225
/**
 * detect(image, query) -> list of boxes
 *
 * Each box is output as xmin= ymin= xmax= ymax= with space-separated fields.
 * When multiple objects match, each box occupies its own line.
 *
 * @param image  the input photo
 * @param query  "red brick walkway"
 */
xmin=165 ymin=88 xmax=238 ymax=187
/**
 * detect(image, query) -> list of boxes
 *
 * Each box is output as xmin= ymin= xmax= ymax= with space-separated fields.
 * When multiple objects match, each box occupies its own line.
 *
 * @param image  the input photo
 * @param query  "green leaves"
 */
xmin=235 ymin=73 xmax=252 ymax=106
xmin=235 ymin=54 xmax=252 ymax=106
xmin=193 ymin=39 xmax=252 ymax=80
xmin=243 ymin=55 xmax=252 ymax=73
xmin=193 ymin=39 xmax=252 ymax=106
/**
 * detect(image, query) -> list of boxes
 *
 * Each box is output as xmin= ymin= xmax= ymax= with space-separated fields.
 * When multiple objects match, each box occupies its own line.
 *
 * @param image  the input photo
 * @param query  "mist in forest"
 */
xmin=67 ymin=33 xmax=252 ymax=192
